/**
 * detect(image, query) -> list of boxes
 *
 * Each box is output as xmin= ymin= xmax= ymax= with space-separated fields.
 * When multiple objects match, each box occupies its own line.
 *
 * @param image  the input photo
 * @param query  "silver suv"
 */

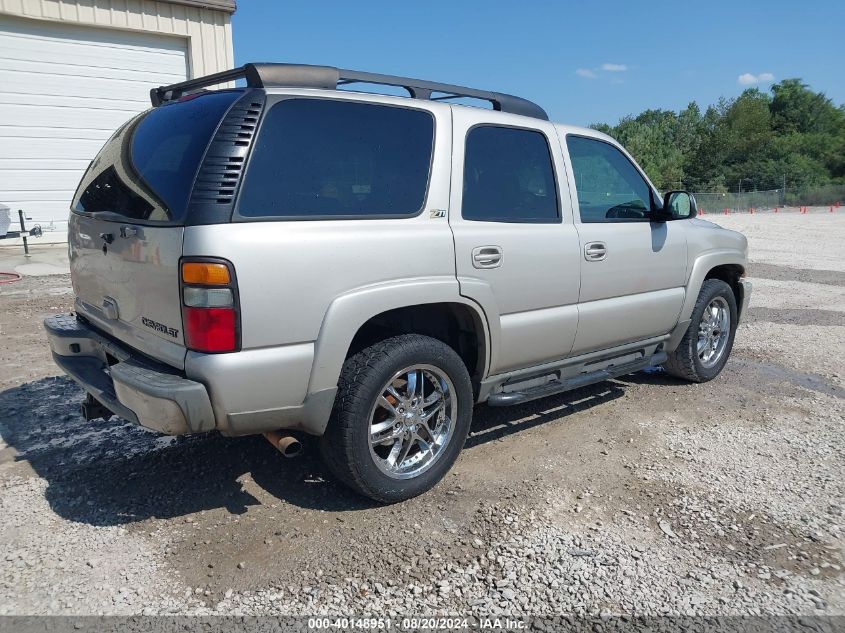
xmin=45 ymin=63 xmax=751 ymax=502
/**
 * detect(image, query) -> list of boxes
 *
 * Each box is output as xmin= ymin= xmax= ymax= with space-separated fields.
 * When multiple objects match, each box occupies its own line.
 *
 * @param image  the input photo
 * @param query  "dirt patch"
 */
xmin=746 ymin=307 xmax=845 ymax=327
xmin=750 ymin=263 xmax=845 ymax=287
xmin=0 ymin=274 xmax=73 ymax=391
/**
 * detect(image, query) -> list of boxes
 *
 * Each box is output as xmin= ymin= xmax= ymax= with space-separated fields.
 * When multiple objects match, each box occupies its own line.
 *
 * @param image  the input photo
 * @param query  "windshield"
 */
xmin=72 ymin=90 xmax=242 ymax=224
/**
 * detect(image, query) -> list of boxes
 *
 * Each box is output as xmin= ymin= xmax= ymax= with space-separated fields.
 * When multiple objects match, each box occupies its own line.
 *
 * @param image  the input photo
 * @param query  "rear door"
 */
xmin=449 ymin=109 xmax=581 ymax=375
xmin=561 ymin=133 xmax=687 ymax=355
xmin=69 ymin=90 xmax=242 ymax=369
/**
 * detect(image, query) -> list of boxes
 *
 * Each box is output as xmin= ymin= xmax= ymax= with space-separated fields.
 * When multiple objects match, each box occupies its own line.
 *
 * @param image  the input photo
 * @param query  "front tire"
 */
xmin=663 ymin=279 xmax=738 ymax=382
xmin=320 ymin=334 xmax=473 ymax=503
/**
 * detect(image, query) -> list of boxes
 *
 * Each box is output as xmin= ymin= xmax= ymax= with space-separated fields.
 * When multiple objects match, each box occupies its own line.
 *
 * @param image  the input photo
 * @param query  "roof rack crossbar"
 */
xmin=151 ymin=63 xmax=548 ymax=120
xmin=150 ymin=66 xmax=248 ymax=106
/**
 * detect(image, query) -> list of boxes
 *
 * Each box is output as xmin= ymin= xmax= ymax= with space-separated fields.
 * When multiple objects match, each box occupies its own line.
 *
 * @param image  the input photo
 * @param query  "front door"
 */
xmin=449 ymin=110 xmax=581 ymax=375
xmin=561 ymin=134 xmax=688 ymax=354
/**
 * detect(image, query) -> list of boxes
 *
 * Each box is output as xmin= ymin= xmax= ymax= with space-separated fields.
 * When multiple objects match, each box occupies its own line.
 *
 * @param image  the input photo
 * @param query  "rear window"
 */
xmin=237 ymin=98 xmax=434 ymax=219
xmin=72 ymin=91 xmax=241 ymax=223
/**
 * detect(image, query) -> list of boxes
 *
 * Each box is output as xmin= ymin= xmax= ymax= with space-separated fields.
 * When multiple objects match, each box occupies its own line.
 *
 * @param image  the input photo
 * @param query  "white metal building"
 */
xmin=0 ymin=0 xmax=236 ymax=241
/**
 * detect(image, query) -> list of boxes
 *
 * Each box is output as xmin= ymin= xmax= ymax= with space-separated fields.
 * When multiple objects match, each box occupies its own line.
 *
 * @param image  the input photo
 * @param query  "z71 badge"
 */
xmin=141 ymin=317 xmax=179 ymax=338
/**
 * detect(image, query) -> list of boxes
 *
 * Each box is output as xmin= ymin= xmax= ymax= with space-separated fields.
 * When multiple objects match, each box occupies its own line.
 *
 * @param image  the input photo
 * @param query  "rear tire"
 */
xmin=663 ymin=279 xmax=738 ymax=382
xmin=320 ymin=334 xmax=473 ymax=503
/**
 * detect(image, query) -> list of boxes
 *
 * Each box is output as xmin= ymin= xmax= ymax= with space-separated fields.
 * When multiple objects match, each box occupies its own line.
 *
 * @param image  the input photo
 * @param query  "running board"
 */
xmin=487 ymin=352 xmax=668 ymax=407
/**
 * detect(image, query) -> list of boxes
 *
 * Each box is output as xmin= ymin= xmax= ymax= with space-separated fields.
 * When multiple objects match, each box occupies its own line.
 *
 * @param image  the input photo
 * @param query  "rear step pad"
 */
xmin=487 ymin=352 xmax=668 ymax=407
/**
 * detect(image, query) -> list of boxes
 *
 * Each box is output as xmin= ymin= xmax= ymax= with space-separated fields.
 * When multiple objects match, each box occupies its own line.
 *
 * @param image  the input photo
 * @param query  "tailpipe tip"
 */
xmin=263 ymin=431 xmax=303 ymax=458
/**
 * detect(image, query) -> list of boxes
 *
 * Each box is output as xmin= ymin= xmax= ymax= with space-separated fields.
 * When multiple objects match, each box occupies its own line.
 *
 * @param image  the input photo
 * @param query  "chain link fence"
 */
xmin=693 ymin=185 xmax=845 ymax=214
xmin=694 ymin=190 xmax=780 ymax=213
xmin=783 ymin=184 xmax=845 ymax=207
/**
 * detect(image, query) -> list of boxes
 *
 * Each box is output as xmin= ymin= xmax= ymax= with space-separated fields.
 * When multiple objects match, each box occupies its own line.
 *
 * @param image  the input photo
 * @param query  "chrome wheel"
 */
xmin=368 ymin=364 xmax=457 ymax=480
xmin=697 ymin=296 xmax=730 ymax=368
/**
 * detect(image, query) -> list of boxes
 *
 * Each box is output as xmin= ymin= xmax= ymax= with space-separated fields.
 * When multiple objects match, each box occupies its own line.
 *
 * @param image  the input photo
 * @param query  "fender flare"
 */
xmin=666 ymin=250 xmax=747 ymax=352
xmin=680 ymin=249 xmax=747 ymax=322
xmin=306 ymin=277 xmax=493 ymax=395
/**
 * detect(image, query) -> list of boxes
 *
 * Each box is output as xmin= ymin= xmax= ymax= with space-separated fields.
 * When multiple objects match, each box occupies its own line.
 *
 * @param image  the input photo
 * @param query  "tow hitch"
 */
xmin=80 ymin=393 xmax=114 ymax=421
xmin=0 ymin=207 xmax=43 ymax=256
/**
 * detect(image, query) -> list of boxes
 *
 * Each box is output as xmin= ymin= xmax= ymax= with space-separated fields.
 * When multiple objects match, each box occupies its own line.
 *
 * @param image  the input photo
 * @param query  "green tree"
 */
xmin=590 ymin=79 xmax=845 ymax=194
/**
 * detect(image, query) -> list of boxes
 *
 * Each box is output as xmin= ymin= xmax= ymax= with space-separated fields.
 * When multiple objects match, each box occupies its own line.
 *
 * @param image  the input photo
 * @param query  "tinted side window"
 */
xmin=566 ymin=135 xmax=654 ymax=223
xmin=462 ymin=126 xmax=558 ymax=223
xmin=238 ymin=99 xmax=434 ymax=218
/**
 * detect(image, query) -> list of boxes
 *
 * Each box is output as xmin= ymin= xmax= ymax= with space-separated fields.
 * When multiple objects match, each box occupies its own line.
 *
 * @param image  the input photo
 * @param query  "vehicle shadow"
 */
xmin=0 ymin=371 xmax=661 ymax=526
xmin=465 ymin=381 xmax=626 ymax=448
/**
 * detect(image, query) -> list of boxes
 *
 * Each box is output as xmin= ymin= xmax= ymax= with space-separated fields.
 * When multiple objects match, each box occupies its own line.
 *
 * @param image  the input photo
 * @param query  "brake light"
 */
xmin=181 ymin=259 xmax=239 ymax=353
xmin=184 ymin=307 xmax=236 ymax=352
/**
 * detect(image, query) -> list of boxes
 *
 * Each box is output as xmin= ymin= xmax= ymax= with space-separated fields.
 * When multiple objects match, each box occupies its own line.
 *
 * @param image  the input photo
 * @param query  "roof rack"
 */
xmin=150 ymin=63 xmax=548 ymax=120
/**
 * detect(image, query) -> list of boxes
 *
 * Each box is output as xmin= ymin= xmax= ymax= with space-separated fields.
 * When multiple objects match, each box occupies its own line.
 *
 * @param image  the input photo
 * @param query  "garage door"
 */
xmin=0 ymin=15 xmax=187 ymax=240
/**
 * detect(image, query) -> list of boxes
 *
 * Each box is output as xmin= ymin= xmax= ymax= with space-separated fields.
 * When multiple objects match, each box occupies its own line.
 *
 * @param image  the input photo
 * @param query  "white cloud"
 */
xmin=576 ymin=68 xmax=597 ymax=79
xmin=601 ymin=63 xmax=627 ymax=72
xmin=738 ymin=72 xmax=775 ymax=85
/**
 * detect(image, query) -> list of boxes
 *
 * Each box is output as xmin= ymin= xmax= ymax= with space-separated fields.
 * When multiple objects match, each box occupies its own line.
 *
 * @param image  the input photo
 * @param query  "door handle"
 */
xmin=584 ymin=241 xmax=607 ymax=261
xmin=472 ymin=246 xmax=503 ymax=269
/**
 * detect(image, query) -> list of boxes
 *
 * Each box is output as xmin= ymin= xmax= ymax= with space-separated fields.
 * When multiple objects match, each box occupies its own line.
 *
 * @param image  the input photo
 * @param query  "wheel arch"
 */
xmin=666 ymin=251 xmax=747 ymax=353
xmin=680 ymin=251 xmax=746 ymax=323
xmin=307 ymin=279 xmax=491 ymax=397
xmin=704 ymin=263 xmax=746 ymax=320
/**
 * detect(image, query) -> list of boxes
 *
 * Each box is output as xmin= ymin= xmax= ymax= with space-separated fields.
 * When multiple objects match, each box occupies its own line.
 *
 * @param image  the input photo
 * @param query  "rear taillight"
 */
xmin=184 ymin=307 xmax=237 ymax=352
xmin=181 ymin=259 xmax=239 ymax=353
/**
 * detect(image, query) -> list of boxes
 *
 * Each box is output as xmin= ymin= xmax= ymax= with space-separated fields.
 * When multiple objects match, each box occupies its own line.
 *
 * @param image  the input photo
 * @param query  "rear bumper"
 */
xmin=44 ymin=314 xmax=215 ymax=435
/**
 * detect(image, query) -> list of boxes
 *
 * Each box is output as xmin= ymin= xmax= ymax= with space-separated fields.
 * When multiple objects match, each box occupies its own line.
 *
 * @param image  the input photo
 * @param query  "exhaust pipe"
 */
xmin=80 ymin=393 xmax=114 ymax=421
xmin=263 ymin=430 xmax=303 ymax=458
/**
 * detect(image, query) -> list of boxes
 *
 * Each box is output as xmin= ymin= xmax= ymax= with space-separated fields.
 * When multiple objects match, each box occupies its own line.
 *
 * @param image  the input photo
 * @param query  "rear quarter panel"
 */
xmin=182 ymin=218 xmax=457 ymax=349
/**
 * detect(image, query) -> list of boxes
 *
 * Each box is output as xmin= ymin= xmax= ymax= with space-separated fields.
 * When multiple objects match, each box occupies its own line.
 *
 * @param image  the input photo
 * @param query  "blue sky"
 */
xmin=233 ymin=0 xmax=845 ymax=127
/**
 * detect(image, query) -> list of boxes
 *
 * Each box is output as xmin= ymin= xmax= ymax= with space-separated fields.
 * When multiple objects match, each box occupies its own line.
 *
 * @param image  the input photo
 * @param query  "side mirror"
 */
xmin=658 ymin=190 xmax=697 ymax=221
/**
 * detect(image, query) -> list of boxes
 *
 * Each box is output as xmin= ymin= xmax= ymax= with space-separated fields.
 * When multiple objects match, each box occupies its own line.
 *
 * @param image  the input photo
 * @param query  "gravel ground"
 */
xmin=0 ymin=209 xmax=842 ymax=617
